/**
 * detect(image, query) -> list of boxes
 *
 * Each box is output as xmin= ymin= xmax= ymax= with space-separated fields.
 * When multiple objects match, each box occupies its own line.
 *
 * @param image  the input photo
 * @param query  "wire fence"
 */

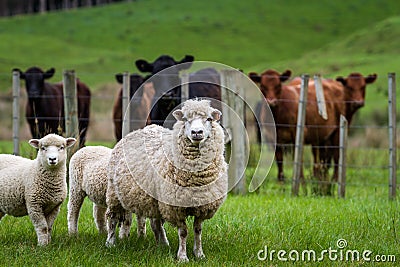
xmin=0 ymin=70 xmax=398 ymax=198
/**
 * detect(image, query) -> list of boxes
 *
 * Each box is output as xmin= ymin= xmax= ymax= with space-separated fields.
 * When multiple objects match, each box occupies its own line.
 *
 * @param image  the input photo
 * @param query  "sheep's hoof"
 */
xmin=194 ymin=251 xmax=205 ymax=259
xmin=177 ymin=254 xmax=189 ymax=263
xmin=105 ymin=240 xmax=116 ymax=248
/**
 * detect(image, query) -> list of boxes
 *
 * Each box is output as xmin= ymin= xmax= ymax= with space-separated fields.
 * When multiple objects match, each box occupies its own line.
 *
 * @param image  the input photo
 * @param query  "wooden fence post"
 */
xmin=121 ymin=71 xmax=130 ymax=138
xmin=63 ymin=70 xmax=79 ymax=157
xmin=338 ymin=115 xmax=348 ymax=198
xmin=12 ymin=70 xmax=20 ymax=156
xmin=388 ymin=72 xmax=397 ymax=200
xmin=220 ymin=69 xmax=247 ymax=195
xmin=292 ymin=74 xmax=309 ymax=196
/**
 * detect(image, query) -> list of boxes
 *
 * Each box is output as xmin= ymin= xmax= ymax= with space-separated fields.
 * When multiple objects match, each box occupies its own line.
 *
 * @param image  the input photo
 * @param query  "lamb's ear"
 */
xmin=173 ymin=109 xmax=184 ymax=121
xmin=211 ymin=109 xmax=222 ymax=121
xmin=29 ymin=139 xmax=40 ymax=149
xmin=65 ymin=138 xmax=77 ymax=148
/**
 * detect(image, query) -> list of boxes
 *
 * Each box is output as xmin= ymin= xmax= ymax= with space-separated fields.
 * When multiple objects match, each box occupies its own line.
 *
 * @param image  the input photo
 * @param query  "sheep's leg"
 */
xmin=93 ymin=204 xmax=107 ymax=234
xmin=67 ymin=189 xmax=86 ymax=235
xmin=45 ymin=204 xmax=62 ymax=244
xmin=28 ymin=209 xmax=50 ymax=246
xmin=136 ymin=215 xmax=146 ymax=237
xmin=177 ymin=222 xmax=189 ymax=262
xmin=105 ymin=209 xmax=119 ymax=247
xmin=193 ymin=217 xmax=205 ymax=259
xmin=150 ymin=218 xmax=169 ymax=246
xmin=159 ymin=220 xmax=169 ymax=246
xmin=118 ymin=211 xmax=132 ymax=239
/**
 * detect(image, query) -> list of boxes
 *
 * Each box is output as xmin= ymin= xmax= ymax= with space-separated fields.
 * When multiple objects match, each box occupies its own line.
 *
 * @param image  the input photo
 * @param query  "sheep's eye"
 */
xmin=182 ymin=117 xmax=188 ymax=122
xmin=59 ymin=146 xmax=64 ymax=151
xmin=206 ymin=117 xmax=213 ymax=122
xmin=41 ymin=146 xmax=46 ymax=151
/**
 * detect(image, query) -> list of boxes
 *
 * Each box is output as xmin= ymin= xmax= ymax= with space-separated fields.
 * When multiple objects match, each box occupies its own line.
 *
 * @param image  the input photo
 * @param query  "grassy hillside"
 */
xmin=0 ymin=0 xmax=399 ymax=141
xmin=0 ymin=0 xmax=400 ymax=89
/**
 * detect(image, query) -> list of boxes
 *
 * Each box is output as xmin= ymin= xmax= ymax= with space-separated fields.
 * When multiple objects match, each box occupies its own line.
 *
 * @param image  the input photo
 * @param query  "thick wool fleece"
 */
xmin=0 ymin=134 xmax=72 ymax=246
xmin=68 ymin=146 xmax=112 ymax=234
xmin=108 ymin=99 xmax=228 ymax=225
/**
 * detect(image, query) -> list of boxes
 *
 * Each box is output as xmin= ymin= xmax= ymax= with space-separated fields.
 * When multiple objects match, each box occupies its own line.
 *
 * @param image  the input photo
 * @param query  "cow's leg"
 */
xmin=276 ymin=145 xmax=285 ymax=182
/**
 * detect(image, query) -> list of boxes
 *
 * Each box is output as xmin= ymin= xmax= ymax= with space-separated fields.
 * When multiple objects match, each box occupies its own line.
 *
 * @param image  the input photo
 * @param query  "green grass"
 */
xmin=0 ymin=141 xmax=399 ymax=266
xmin=0 ymin=2 xmax=399 ymax=265
xmin=0 ymin=194 xmax=398 ymax=266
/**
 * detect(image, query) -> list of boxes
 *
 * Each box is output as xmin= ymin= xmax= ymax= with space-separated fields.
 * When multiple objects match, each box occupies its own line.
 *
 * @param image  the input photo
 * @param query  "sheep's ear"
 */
xmin=211 ymin=109 xmax=222 ymax=121
xmin=29 ymin=139 xmax=40 ymax=149
xmin=173 ymin=109 xmax=184 ymax=121
xmin=65 ymin=138 xmax=77 ymax=148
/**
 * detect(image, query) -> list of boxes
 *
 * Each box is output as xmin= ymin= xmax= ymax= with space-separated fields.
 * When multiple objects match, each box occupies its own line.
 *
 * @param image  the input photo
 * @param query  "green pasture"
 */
xmin=0 ymin=1 xmax=399 ymax=266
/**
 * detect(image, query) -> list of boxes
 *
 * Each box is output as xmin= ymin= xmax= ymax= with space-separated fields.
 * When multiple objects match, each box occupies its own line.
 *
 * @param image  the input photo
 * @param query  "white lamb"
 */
xmin=67 ymin=146 xmax=137 ymax=237
xmin=106 ymin=99 xmax=228 ymax=262
xmin=0 ymin=134 xmax=76 ymax=246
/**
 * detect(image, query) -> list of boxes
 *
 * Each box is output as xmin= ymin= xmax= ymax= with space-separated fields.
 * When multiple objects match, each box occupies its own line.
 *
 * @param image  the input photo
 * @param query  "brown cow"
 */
xmin=14 ymin=67 xmax=91 ymax=148
xmin=289 ymin=73 xmax=377 ymax=185
xmin=250 ymin=69 xmax=345 ymax=191
xmin=249 ymin=69 xmax=299 ymax=182
xmin=112 ymin=73 xmax=155 ymax=141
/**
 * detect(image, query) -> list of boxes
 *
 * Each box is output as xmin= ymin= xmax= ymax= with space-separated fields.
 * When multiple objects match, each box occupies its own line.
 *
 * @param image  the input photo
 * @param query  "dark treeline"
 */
xmin=0 ymin=0 xmax=132 ymax=17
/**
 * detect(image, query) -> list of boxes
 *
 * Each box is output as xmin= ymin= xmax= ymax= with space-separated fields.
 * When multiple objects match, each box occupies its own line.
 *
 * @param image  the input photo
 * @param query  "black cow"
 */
xmin=135 ymin=55 xmax=194 ymax=127
xmin=13 ymin=67 xmax=91 ymax=147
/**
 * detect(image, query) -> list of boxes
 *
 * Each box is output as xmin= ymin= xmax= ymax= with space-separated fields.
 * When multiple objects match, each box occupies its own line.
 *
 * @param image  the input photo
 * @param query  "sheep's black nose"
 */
xmin=191 ymin=130 xmax=203 ymax=135
xmin=49 ymin=157 xmax=57 ymax=164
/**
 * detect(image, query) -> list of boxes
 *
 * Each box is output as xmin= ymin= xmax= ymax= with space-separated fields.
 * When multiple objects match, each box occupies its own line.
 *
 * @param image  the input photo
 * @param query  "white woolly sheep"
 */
xmin=0 ymin=134 xmax=76 ymax=246
xmin=68 ymin=146 xmax=139 ymax=238
xmin=106 ymin=99 xmax=228 ymax=262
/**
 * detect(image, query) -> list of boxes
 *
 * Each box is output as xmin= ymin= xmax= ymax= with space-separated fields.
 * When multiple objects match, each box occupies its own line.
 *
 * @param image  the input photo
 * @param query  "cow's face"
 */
xmin=336 ymin=73 xmax=377 ymax=111
xmin=249 ymin=69 xmax=291 ymax=107
xmin=14 ymin=67 xmax=55 ymax=99
xmin=135 ymin=55 xmax=194 ymax=94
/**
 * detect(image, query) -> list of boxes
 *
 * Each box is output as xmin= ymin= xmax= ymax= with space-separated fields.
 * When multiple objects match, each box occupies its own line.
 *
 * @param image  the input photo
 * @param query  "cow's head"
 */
xmin=135 ymin=55 xmax=194 ymax=126
xmin=336 ymin=72 xmax=377 ymax=111
xmin=249 ymin=69 xmax=291 ymax=107
xmin=13 ymin=67 xmax=55 ymax=99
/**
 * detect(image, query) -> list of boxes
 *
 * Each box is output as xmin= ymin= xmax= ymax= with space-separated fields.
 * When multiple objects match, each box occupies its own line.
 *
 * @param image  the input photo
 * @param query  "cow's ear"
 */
xmin=336 ymin=76 xmax=346 ymax=86
xmin=44 ymin=68 xmax=55 ymax=79
xmin=249 ymin=72 xmax=261 ymax=83
xmin=115 ymin=73 xmax=123 ymax=84
xmin=12 ymin=68 xmax=25 ymax=79
xmin=365 ymin=73 xmax=377 ymax=84
xmin=177 ymin=55 xmax=194 ymax=70
xmin=280 ymin=70 xmax=292 ymax=82
xmin=135 ymin=59 xmax=153 ymax=73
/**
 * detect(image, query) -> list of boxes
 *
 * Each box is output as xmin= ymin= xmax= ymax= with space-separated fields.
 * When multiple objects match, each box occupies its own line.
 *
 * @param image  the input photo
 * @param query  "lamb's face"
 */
xmin=173 ymin=104 xmax=221 ymax=145
xmin=29 ymin=134 xmax=76 ymax=167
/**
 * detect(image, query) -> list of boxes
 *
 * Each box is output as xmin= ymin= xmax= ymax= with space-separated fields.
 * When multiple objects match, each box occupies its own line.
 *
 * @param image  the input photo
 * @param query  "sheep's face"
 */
xmin=173 ymin=106 xmax=221 ymax=145
xmin=29 ymin=134 xmax=76 ymax=167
